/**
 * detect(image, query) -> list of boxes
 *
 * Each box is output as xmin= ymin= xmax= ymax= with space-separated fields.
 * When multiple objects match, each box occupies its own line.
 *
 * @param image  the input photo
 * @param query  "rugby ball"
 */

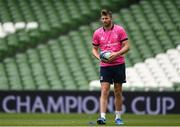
xmin=100 ymin=51 xmax=111 ymax=61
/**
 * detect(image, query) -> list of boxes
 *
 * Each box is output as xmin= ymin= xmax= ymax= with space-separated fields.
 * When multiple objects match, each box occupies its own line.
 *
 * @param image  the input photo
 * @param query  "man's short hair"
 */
xmin=101 ymin=9 xmax=112 ymax=18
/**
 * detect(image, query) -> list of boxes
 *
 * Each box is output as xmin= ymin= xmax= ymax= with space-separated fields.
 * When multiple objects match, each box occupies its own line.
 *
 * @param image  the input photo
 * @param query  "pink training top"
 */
xmin=92 ymin=24 xmax=128 ymax=67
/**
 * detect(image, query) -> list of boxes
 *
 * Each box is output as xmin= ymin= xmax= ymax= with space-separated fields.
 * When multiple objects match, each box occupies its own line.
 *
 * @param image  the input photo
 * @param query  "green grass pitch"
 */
xmin=0 ymin=113 xmax=180 ymax=126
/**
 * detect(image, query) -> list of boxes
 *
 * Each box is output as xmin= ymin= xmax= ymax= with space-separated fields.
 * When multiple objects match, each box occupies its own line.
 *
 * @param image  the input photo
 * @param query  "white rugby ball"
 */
xmin=100 ymin=51 xmax=111 ymax=61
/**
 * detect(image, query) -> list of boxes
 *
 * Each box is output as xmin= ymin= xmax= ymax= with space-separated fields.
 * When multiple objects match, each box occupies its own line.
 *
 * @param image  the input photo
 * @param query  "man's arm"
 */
xmin=92 ymin=46 xmax=100 ymax=61
xmin=117 ymin=40 xmax=130 ymax=56
xmin=109 ymin=40 xmax=130 ymax=61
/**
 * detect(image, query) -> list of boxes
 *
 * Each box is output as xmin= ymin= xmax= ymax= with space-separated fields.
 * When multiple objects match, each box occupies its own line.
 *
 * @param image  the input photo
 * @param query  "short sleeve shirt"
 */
xmin=92 ymin=24 xmax=128 ymax=67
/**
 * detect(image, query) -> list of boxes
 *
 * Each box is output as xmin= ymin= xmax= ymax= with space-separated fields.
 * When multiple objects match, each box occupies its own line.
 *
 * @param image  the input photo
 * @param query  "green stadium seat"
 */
xmin=76 ymin=0 xmax=92 ymax=22
xmin=127 ymin=45 xmax=142 ymax=64
xmin=22 ymin=76 xmax=36 ymax=90
xmin=4 ymin=58 xmax=22 ymax=90
xmin=88 ymin=0 xmax=100 ymax=17
xmin=17 ymin=0 xmax=36 ymax=21
xmin=50 ymin=80 xmax=63 ymax=90
xmin=169 ymin=31 xmax=180 ymax=46
xmin=26 ymin=49 xmax=39 ymax=64
xmin=6 ymin=0 xmax=24 ymax=22
xmin=0 ymin=38 xmax=8 ymax=58
xmin=15 ymin=53 xmax=36 ymax=90
xmin=0 ymin=63 xmax=9 ymax=90
xmin=27 ymin=29 xmax=42 ymax=46
xmin=6 ymin=34 xmax=19 ymax=54
xmin=38 ymin=44 xmax=64 ymax=89
xmin=0 ymin=1 xmax=12 ymax=23
xmin=17 ymin=31 xmax=31 ymax=50
xmin=90 ymin=22 xmax=101 ymax=32
xmin=100 ymin=0 xmax=112 ymax=10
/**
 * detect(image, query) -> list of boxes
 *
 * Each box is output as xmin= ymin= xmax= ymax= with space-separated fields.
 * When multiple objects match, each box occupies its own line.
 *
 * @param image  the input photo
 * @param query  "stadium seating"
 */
xmin=0 ymin=0 xmax=130 ymax=60
xmin=90 ymin=0 xmax=180 ymax=91
xmin=0 ymin=63 xmax=9 ymax=90
xmin=0 ymin=0 xmax=179 ymax=91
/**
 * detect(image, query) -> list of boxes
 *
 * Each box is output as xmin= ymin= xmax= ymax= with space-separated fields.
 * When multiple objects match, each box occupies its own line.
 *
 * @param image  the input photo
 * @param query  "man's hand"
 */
xmin=101 ymin=52 xmax=120 ymax=63
xmin=108 ymin=52 xmax=119 ymax=62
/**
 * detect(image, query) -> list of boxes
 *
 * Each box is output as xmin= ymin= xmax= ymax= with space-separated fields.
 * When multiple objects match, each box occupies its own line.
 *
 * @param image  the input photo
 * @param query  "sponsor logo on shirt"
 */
xmin=103 ymin=42 xmax=119 ymax=46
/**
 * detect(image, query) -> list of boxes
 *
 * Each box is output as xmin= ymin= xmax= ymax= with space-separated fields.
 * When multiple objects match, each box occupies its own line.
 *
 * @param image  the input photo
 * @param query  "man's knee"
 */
xmin=102 ymin=89 xmax=109 ymax=96
xmin=114 ymin=92 xmax=121 ymax=98
xmin=114 ymin=89 xmax=122 ymax=97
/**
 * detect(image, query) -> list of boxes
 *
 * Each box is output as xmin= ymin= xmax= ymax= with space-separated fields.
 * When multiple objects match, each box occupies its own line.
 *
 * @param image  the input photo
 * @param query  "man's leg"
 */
xmin=97 ymin=82 xmax=110 ymax=124
xmin=114 ymin=83 xmax=122 ymax=112
xmin=100 ymin=82 xmax=110 ymax=117
xmin=114 ymin=83 xmax=124 ymax=125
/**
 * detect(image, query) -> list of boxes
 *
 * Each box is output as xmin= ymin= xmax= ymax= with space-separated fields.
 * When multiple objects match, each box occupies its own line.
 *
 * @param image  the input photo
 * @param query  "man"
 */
xmin=92 ymin=9 xmax=130 ymax=125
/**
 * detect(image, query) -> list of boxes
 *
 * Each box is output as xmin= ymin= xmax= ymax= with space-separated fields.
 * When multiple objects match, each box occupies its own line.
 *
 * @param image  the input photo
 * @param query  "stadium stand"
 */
xmin=0 ymin=0 xmax=179 ymax=91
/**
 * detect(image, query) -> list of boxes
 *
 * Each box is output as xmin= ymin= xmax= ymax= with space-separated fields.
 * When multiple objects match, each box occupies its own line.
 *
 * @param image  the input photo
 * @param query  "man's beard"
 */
xmin=103 ymin=22 xmax=112 ymax=28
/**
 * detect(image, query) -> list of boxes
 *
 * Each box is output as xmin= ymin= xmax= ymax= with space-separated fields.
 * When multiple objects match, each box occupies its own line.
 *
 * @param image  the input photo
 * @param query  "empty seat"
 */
xmin=0 ymin=63 xmax=9 ymax=90
xmin=4 ymin=58 xmax=22 ymax=90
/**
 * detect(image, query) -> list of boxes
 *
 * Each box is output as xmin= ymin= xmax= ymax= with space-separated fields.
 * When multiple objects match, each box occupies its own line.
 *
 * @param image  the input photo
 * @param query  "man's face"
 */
xmin=101 ymin=15 xmax=112 ymax=28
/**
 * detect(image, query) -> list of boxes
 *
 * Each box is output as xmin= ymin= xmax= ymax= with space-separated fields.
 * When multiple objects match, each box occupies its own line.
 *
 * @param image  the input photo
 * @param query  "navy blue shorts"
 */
xmin=100 ymin=64 xmax=126 ymax=84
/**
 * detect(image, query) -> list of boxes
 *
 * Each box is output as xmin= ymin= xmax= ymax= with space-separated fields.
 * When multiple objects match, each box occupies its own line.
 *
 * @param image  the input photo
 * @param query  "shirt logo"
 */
xmin=101 ymin=37 xmax=105 ymax=41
